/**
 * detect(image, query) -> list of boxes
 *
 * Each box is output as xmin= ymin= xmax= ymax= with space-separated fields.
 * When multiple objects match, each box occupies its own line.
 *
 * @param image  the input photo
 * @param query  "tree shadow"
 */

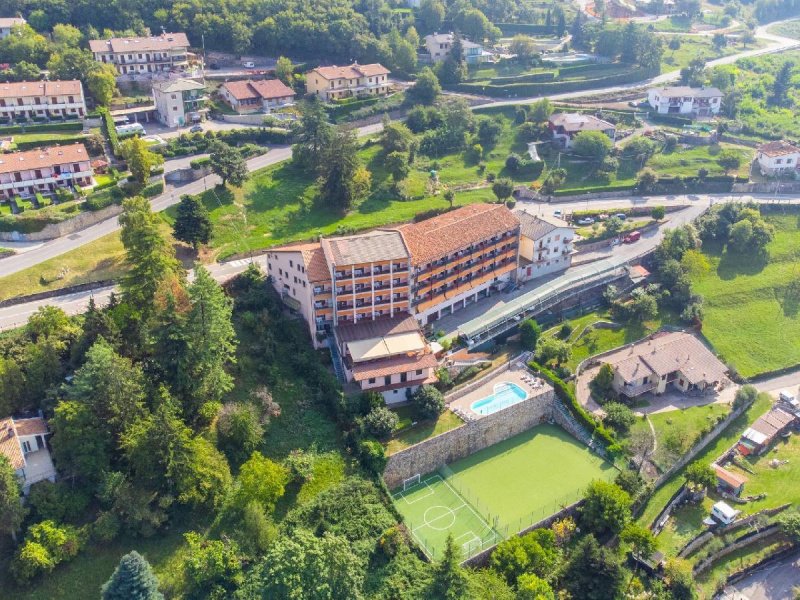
xmin=716 ymin=248 xmax=769 ymax=280
xmin=779 ymin=283 xmax=800 ymax=318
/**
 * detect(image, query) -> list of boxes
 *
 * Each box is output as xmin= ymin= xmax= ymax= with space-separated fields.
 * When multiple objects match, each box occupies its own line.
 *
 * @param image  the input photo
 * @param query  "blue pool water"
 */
xmin=470 ymin=382 xmax=528 ymax=416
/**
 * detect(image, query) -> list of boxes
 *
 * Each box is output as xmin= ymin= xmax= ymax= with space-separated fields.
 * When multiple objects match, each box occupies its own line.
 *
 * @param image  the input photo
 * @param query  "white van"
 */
xmin=711 ymin=501 xmax=739 ymax=525
xmin=242 ymin=61 xmax=255 ymax=68
xmin=779 ymin=389 xmax=797 ymax=404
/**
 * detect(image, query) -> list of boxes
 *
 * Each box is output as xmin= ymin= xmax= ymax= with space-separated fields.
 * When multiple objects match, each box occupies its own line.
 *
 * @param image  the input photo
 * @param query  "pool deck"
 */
xmin=448 ymin=366 xmax=550 ymax=419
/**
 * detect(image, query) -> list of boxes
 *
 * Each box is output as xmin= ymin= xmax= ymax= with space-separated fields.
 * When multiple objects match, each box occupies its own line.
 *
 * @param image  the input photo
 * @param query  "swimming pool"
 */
xmin=470 ymin=382 xmax=528 ymax=416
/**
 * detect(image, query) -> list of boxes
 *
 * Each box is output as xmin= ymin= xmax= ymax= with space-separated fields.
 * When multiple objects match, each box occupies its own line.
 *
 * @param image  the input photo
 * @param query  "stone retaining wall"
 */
xmin=383 ymin=387 xmax=556 ymax=489
xmin=0 ymin=204 xmax=123 ymax=242
xmin=693 ymin=525 xmax=782 ymax=575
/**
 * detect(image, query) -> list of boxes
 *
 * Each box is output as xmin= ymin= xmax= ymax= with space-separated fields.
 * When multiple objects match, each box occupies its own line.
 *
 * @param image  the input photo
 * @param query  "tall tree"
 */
xmin=209 ymin=142 xmax=249 ymax=187
xmin=0 ymin=455 xmax=27 ymax=543
xmin=118 ymin=196 xmax=182 ymax=312
xmin=580 ymin=480 xmax=632 ymax=538
xmin=406 ymin=67 xmax=441 ymax=105
xmin=292 ymin=97 xmax=333 ymax=172
xmin=320 ymin=128 xmax=370 ymax=212
xmin=50 ymin=400 xmax=112 ymax=484
xmin=419 ymin=0 xmax=445 ymax=31
xmin=173 ymin=195 xmax=212 ymax=250
xmin=275 ymin=56 xmax=294 ymax=86
xmin=87 ymin=64 xmax=118 ymax=107
xmin=101 ymin=551 xmax=164 ymax=600
xmin=121 ymin=137 xmax=164 ymax=187
xmin=561 ymin=535 xmax=625 ymax=600
xmin=769 ymin=61 xmax=794 ymax=107
xmin=431 ymin=534 xmax=468 ymax=599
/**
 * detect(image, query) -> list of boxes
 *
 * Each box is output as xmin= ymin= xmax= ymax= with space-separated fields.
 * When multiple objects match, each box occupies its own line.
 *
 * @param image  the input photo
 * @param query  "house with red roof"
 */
xmin=218 ymin=79 xmax=295 ymax=113
xmin=0 ymin=416 xmax=56 ymax=493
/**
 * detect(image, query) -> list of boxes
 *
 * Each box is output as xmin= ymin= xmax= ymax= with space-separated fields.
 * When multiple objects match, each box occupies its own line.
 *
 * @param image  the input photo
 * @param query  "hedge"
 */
xmin=528 ymin=360 xmax=617 ymax=448
xmin=85 ymin=188 xmax=123 ymax=211
xmin=488 ymin=71 xmax=557 ymax=84
xmin=325 ymin=96 xmax=381 ymax=119
xmin=647 ymin=112 xmax=694 ymax=127
xmin=0 ymin=121 xmax=83 ymax=135
xmin=98 ymin=107 xmax=121 ymax=158
xmin=190 ymin=156 xmax=211 ymax=169
xmin=554 ymin=183 xmax=636 ymax=196
xmin=142 ymin=181 xmax=164 ymax=198
xmin=497 ymin=23 xmax=556 ymax=35
xmin=447 ymin=67 xmax=658 ymax=98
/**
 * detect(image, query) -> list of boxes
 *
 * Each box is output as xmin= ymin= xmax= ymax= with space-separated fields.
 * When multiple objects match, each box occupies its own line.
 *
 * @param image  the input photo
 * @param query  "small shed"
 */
xmin=713 ymin=464 xmax=747 ymax=496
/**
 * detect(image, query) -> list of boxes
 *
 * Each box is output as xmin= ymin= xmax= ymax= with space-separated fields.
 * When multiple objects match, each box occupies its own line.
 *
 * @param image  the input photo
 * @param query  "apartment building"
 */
xmin=647 ymin=86 xmax=722 ymax=117
xmin=89 ymin=33 xmax=190 ymax=75
xmin=755 ymin=140 xmax=800 ymax=176
xmin=306 ymin=63 xmax=391 ymax=101
xmin=218 ymin=79 xmax=295 ymax=113
xmin=548 ymin=113 xmax=616 ymax=149
xmin=0 ymin=80 xmax=86 ymax=121
xmin=0 ymin=17 xmax=25 ymax=39
xmin=0 ymin=143 xmax=94 ymax=199
xmin=515 ymin=211 xmax=575 ymax=282
xmin=0 ymin=415 xmax=56 ymax=493
xmin=152 ymin=78 xmax=207 ymax=127
xmin=392 ymin=204 xmax=520 ymax=324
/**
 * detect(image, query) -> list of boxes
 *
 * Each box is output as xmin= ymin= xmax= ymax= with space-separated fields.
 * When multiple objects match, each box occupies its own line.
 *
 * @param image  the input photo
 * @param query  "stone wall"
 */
xmin=693 ymin=525 xmax=783 ymax=575
xmin=165 ymin=165 xmax=212 ymax=183
xmin=0 ymin=204 xmax=123 ymax=242
xmin=383 ymin=387 xmax=556 ymax=489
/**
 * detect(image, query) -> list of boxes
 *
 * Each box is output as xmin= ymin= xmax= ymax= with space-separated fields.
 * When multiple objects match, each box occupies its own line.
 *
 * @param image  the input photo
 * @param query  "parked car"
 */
xmin=613 ymin=213 xmax=627 ymax=220
xmin=242 ymin=61 xmax=255 ymax=68
xmin=189 ymin=124 xmax=203 ymax=133
xmin=623 ymin=231 xmax=641 ymax=243
xmin=577 ymin=217 xmax=595 ymax=226
xmin=553 ymin=209 xmax=563 ymax=218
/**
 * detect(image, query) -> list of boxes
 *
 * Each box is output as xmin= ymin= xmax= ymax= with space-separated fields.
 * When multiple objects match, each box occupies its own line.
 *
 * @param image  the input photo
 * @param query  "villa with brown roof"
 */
xmin=306 ymin=62 xmax=391 ymax=101
xmin=0 ymin=17 xmax=26 ymax=39
xmin=0 ymin=416 xmax=56 ymax=493
xmin=548 ymin=113 xmax=616 ymax=149
xmin=0 ymin=143 xmax=94 ymax=200
xmin=602 ymin=331 xmax=728 ymax=399
xmin=219 ymin=79 xmax=295 ymax=113
xmin=755 ymin=140 xmax=800 ymax=176
xmin=89 ymin=32 xmax=191 ymax=75
xmin=0 ymin=80 xmax=86 ymax=121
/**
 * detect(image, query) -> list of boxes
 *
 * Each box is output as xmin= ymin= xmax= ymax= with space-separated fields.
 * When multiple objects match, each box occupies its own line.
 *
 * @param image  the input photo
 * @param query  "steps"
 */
xmin=327 ymin=338 xmax=347 ymax=383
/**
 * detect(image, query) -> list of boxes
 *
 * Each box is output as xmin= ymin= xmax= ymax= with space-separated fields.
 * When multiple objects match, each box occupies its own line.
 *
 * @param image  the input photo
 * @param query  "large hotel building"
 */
xmin=266 ymin=204 xmax=575 ymax=401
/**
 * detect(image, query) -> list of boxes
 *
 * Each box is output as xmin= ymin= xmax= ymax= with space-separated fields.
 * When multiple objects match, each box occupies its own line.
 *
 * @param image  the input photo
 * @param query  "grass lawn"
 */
xmin=690 ymin=213 xmax=800 ymax=377
xmin=11 ymin=132 xmax=87 ymax=147
xmin=575 ymin=218 xmax=652 ymax=241
xmin=385 ymin=407 xmax=464 ymax=455
xmin=637 ymin=392 xmax=774 ymax=529
xmin=695 ymin=537 xmax=790 ymax=599
xmin=768 ymin=20 xmax=800 ymax=39
xmin=646 ymin=143 xmax=751 ymax=179
xmin=659 ymin=36 xmax=764 ymax=72
xmin=391 ymin=424 xmax=616 ymax=558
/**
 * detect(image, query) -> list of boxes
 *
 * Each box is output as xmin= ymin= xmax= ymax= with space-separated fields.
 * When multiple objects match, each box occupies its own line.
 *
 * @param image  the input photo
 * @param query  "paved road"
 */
xmin=718 ymin=550 xmax=800 ymax=600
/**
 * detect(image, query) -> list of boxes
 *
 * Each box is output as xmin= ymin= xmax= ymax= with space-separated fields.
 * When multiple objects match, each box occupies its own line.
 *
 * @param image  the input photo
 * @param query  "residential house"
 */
xmin=713 ymin=464 xmax=747 ymax=496
xmin=0 ymin=80 xmax=86 ymax=121
xmin=152 ymin=78 xmax=207 ymax=128
xmin=548 ymin=113 xmax=616 ymax=149
xmin=0 ymin=17 xmax=25 ymax=39
xmin=89 ymin=33 xmax=191 ymax=75
xmin=647 ymin=86 xmax=722 ymax=117
xmin=423 ymin=32 xmax=490 ymax=65
xmin=515 ymin=211 xmax=575 ymax=282
xmin=755 ymin=140 xmax=800 ymax=177
xmin=601 ymin=331 xmax=728 ymax=399
xmin=218 ymin=79 xmax=295 ymax=113
xmin=306 ymin=63 xmax=391 ymax=101
xmin=0 ymin=416 xmax=56 ymax=493
xmin=737 ymin=407 xmax=796 ymax=456
xmin=391 ymin=203 xmax=520 ymax=324
xmin=0 ymin=143 xmax=94 ymax=200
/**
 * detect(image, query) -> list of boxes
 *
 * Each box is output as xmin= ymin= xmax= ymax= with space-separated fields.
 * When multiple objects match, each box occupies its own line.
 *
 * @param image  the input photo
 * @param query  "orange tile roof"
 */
xmin=0 ymin=80 xmax=83 ymax=99
xmin=269 ymin=242 xmax=331 ymax=283
xmin=351 ymin=352 xmax=438 ymax=381
xmin=714 ymin=464 xmax=747 ymax=488
xmin=0 ymin=418 xmax=24 ymax=470
xmin=222 ymin=79 xmax=295 ymax=101
xmin=758 ymin=140 xmax=800 ymax=157
xmin=393 ymin=204 xmax=520 ymax=265
xmin=14 ymin=417 xmax=48 ymax=436
xmin=0 ymin=143 xmax=89 ymax=176
xmin=312 ymin=63 xmax=390 ymax=80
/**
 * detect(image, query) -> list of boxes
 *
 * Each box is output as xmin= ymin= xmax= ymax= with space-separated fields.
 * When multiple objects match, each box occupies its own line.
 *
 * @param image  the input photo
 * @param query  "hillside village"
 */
xmin=2 ymin=1 xmax=800 ymax=599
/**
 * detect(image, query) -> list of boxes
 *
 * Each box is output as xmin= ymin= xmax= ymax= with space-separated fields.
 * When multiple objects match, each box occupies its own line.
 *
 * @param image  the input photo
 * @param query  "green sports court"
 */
xmin=391 ymin=424 xmax=617 ymax=559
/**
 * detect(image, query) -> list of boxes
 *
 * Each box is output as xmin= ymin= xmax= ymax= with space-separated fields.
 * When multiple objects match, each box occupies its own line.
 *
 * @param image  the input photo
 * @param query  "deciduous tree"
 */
xmin=580 ymin=480 xmax=631 ymax=537
xmin=210 ymin=142 xmax=248 ymax=187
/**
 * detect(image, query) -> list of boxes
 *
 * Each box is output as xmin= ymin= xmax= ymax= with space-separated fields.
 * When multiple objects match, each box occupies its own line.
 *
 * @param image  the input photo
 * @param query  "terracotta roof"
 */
xmin=515 ymin=210 xmax=572 ymax=240
xmin=312 ymin=63 xmax=390 ymax=80
xmin=89 ymin=33 xmax=190 ymax=54
xmin=14 ymin=417 xmax=48 ymax=436
xmin=714 ymin=464 xmax=747 ymax=488
xmin=0 ymin=18 xmax=25 ymax=28
xmin=606 ymin=331 xmax=727 ymax=385
xmin=549 ymin=113 xmax=615 ymax=133
xmin=336 ymin=315 xmax=420 ymax=343
xmin=394 ymin=204 xmax=520 ymax=265
xmin=321 ymin=230 xmax=409 ymax=266
xmin=757 ymin=140 xmax=800 ymax=157
xmin=221 ymin=79 xmax=295 ymax=101
xmin=0 ymin=143 xmax=89 ymax=175
xmin=0 ymin=418 xmax=24 ymax=470
xmin=0 ymin=80 xmax=83 ymax=99
xmin=351 ymin=352 xmax=438 ymax=381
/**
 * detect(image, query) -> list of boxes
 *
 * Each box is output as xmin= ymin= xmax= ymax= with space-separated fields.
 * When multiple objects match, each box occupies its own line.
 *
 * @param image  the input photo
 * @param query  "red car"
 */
xmin=623 ymin=231 xmax=641 ymax=244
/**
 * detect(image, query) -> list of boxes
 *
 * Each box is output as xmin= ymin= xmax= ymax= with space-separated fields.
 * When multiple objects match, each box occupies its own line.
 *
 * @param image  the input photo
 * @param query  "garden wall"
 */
xmin=382 ymin=387 xmax=556 ymax=489
xmin=0 ymin=204 xmax=123 ymax=242
xmin=693 ymin=525 xmax=783 ymax=575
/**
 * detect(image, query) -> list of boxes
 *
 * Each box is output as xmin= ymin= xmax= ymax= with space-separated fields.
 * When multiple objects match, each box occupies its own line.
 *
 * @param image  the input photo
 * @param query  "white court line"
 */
xmin=438 ymin=476 xmax=495 ymax=537
xmin=411 ymin=503 xmax=468 ymax=533
xmin=392 ymin=480 xmax=435 ymax=504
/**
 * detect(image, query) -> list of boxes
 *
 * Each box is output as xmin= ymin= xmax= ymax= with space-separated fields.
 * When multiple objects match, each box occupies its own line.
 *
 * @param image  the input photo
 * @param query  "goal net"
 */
xmin=403 ymin=474 xmax=421 ymax=491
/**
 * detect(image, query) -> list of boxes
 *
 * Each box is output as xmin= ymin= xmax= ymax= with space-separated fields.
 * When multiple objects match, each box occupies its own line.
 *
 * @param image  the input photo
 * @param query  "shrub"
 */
xmin=505 ymin=153 xmax=523 ymax=172
xmin=190 ymin=156 xmax=212 ymax=170
xmin=358 ymin=439 xmax=387 ymax=474
xmin=141 ymin=181 xmax=164 ymax=198
xmin=91 ymin=511 xmax=121 ymax=543
xmin=85 ymin=189 xmax=121 ymax=211
xmin=217 ymin=403 xmax=264 ymax=463
xmin=520 ymin=318 xmax=542 ymax=351
xmin=733 ymin=385 xmax=758 ymax=409
xmin=559 ymin=323 xmax=573 ymax=339
xmin=603 ymin=402 xmax=635 ymax=434
xmin=363 ymin=406 xmax=399 ymax=439
xmin=411 ymin=385 xmax=445 ymax=420
xmin=28 ymin=481 xmax=90 ymax=523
